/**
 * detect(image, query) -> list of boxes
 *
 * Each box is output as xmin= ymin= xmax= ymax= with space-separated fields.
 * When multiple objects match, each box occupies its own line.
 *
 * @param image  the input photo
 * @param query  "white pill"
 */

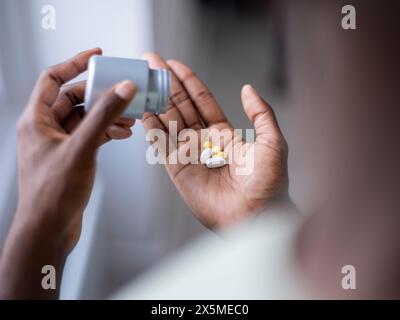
xmin=206 ymin=157 xmax=226 ymax=168
xmin=200 ymin=148 xmax=213 ymax=164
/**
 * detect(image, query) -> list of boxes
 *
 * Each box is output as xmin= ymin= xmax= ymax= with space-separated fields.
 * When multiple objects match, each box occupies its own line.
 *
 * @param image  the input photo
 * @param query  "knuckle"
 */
xmin=39 ymin=66 xmax=64 ymax=86
xmin=40 ymin=66 xmax=54 ymax=78
xmin=70 ymin=57 xmax=85 ymax=73
xmin=194 ymin=89 xmax=214 ymax=105
xmin=63 ymin=88 xmax=81 ymax=106
xmin=253 ymin=110 xmax=270 ymax=125
xmin=170 ymin=90 xmax=190 ymax=105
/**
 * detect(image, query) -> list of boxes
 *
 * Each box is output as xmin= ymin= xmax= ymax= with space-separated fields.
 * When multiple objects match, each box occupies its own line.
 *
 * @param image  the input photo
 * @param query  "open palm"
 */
xmin=142 ymin=53 xmax=288 ymax=228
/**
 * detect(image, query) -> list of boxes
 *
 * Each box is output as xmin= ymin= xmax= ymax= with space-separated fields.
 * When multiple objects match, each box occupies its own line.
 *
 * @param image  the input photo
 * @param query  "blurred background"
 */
xmin=0 ymin=0 xmax=296 ymax=298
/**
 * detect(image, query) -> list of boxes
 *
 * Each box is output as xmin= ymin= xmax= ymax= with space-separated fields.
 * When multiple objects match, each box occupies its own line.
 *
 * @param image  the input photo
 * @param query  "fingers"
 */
xmin=142 ymin=112 xmax=167 ymax=133
xmin=114 ymin=117 xmax=135 ymax=127
xmin=52 ymin=81 xmax=86 ymax=123
xmin=29 ymin=48 xmax=102 ymax=112
xmin=143 ymin=53 xmax=203 ymax=131
xmin=54 ymin=81 xmax=136 ymax=129
xmin=167 ymin=59 xmax=231 ymax=128
xmin=142 ymin=53 xmax=188 ymax=133
xmin=241 ymin=84 xmax=284 ymax=145
xmin=106 ymin=124 xmax=133 ymax=140
xmin=141 ymin=111 xmax=174 ymax=159
xmin=70 ymin=80 xmax=136 ymax=155
xmin=62 ymin=105 xmax=86 ymax=133
xmin=62 ymin=106 xmax=134 ymax=143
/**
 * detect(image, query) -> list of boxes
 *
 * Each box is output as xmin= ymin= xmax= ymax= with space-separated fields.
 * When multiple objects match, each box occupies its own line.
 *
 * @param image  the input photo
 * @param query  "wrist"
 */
xmin=13 ymin=203 xmax=71 ymax=256
xmin=0 ymin=209 xmax=69 ymax=299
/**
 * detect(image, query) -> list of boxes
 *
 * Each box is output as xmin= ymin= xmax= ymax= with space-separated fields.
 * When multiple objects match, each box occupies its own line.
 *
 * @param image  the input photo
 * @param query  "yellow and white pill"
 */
xmin=211 ymin=146 xmax=222 ymax=154
xmin=206 ymin=156 xmax=226 ymax=168
xmin=213 ymin=151 xmax=225 ymax=159
xmin=200 ymin=148 xmax=213 ymax=164
xmin=203 ymin=141 xmax=213 ymax=149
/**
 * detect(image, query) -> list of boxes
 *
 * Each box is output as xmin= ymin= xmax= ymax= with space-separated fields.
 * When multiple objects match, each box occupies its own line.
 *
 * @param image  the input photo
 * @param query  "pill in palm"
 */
xmin=214 ymin=151 xmax=225 ymax=158
xmin=200 ymin=141 xmax=227 ymax=168
xmin=211 ymin=146 xmax=221 ymax=153
xmin=200 ymin=148 xmax=213 ymax=164
xmin=203 ymin=141 xmax=213 ymax=149
xmin=206 ymin=156 xmax=226 ymax=168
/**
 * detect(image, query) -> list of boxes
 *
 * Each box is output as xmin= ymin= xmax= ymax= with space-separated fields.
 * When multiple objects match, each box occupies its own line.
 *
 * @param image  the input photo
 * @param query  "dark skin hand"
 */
xmin=0 ymin=48 xmax=137 ymax=299
xmin=0 ymin=50 xmax=290 ymax=299
xmin=142 ymin=53 xmax=289 ymax=228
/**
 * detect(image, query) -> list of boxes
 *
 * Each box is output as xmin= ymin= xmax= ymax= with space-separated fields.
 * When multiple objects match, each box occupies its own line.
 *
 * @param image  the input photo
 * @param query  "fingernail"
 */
xmin=107 ymin=125 xmax=133 ymax=139
xmin=141 ymin=52 xmax=155 ymax=60
xmin=115 ymin=117 xmax=136 ymax=127
xmin=115 ymin=80 xmax=136 ymax=101
xmin=243 ymin=84 xmax=256 ymax=95
xmin=91 ymin=47 xmax=102 ymax=54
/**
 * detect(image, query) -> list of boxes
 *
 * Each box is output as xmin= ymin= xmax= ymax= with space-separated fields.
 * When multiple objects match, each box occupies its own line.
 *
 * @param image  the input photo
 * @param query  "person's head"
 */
xmin=284 ymin=0 xmax=400 ymax=297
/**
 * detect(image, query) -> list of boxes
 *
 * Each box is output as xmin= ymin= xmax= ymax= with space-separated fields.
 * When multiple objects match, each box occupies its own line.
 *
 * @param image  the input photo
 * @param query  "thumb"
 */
xmin=71 ymin=80 xmax=136 ymax=156
xmin=241 ymin=84 xmax=283 ymax=144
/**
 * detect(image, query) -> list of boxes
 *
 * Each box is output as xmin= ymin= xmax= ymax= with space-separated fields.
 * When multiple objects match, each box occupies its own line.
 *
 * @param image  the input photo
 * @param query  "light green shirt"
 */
xmin=113 ymin=210 xmax=311 ymax=299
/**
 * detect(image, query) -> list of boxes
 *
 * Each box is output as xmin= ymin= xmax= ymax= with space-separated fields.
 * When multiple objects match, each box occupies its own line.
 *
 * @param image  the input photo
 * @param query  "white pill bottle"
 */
xmin=84 ymin=56 xmax=170 ymax=119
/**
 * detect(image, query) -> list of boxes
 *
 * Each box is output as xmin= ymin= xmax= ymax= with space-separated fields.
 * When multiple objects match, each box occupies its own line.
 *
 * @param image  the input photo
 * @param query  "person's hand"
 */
xmin=14 ymin=48 xmax=137 ymax=252
xmin=142 ymin=53 xmax=289 ymax=229
xmin=0 ymin=48 xmax=136 ymax=299
xmin=16 ymin=48 xmax=137 ymax=252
